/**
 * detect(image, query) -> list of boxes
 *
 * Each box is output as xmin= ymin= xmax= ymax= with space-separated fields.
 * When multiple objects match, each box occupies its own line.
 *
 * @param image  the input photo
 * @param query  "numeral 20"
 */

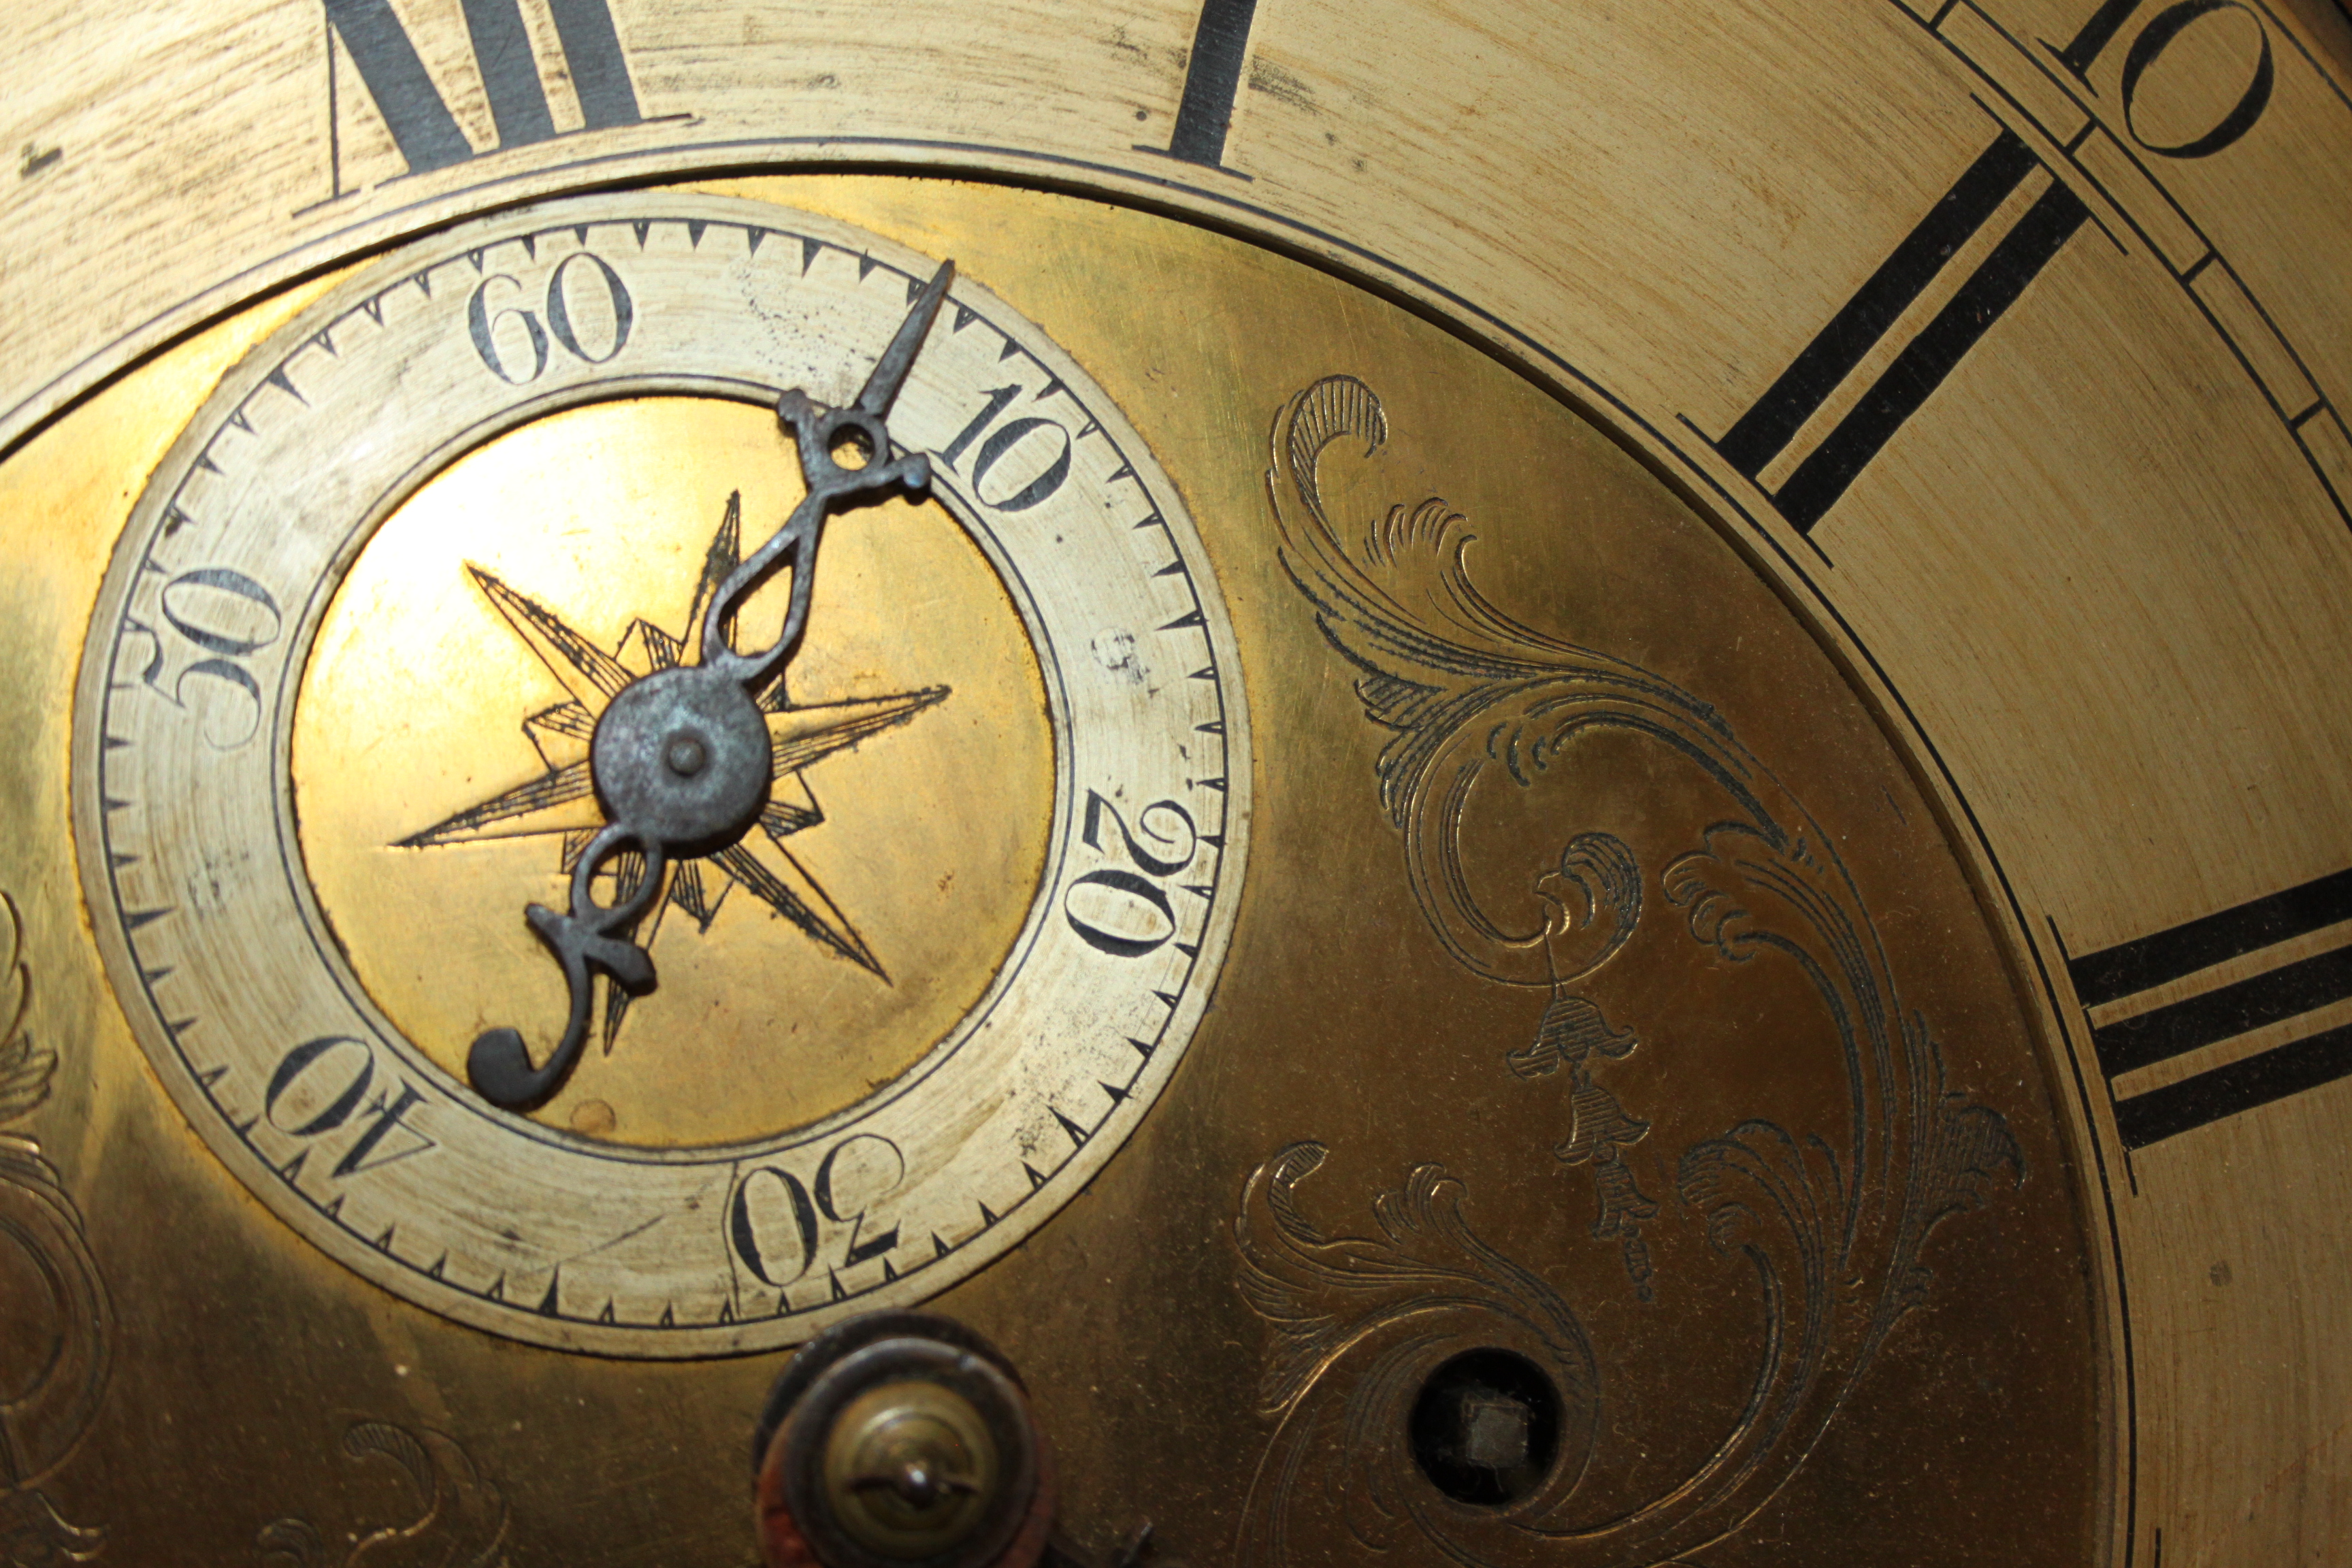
xmin=1064 ymin=791 xmax=1198 ymax=959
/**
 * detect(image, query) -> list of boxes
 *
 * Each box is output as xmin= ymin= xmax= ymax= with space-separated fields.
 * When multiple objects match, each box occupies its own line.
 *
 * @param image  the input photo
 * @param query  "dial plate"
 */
xmin=73 ymin=194 xmax=1250 ymax=1355
xmin=4 ymin=0 xmax=2351 ymax=1559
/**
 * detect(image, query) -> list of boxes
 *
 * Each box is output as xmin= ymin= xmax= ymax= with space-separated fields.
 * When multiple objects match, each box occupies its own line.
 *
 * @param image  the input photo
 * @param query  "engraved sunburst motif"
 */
xmin=398 ymin=490 xmax=947 ymax=1057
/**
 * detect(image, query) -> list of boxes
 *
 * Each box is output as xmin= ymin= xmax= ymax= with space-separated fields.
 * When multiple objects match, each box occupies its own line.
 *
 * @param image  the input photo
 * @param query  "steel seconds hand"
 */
xmin=466 ymin=259 xmax=958 ymax=1112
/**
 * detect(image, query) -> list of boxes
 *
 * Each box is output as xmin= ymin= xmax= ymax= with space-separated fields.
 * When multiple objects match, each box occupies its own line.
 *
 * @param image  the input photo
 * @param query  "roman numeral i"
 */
xmin=324 ymin=0 xmax=642 ymax=182
xmin=2065 ymin=866 xmax=2352 ymax=1152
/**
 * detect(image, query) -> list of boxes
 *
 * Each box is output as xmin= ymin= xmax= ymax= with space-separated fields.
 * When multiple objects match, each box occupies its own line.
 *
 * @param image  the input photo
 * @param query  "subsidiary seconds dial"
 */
xmin=72 ymin=193 xmax=1250 ymax=1356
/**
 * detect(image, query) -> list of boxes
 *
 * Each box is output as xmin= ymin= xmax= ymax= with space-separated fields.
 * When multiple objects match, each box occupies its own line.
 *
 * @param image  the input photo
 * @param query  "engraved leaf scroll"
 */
xmin=1237 ymin=378 xmax=2023 ymax=1565
xmin=255 ymin=1420 xmax=510 ymax=1568
xmin=0 ymin=892 xmax=110 ymax=1558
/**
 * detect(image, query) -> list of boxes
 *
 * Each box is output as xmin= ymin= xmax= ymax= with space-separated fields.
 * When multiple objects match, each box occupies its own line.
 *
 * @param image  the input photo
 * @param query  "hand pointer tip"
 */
xmin=855 ymin=259 xmax=956 ymax=419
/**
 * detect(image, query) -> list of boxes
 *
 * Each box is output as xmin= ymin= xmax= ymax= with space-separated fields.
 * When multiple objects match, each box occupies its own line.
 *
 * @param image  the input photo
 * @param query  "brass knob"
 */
xmin=753 ymin=1311 xmax=1053 ymax=1568
xmin=823 ymin=1378 xmax=998 ymax=1556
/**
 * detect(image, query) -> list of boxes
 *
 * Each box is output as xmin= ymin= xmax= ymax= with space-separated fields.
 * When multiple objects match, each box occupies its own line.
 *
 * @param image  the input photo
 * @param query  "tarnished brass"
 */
xmin=9 ymin=176 xmax=2100 ymax=1565
xmin=822 ymin=1379 xmax=998 ymax=1554
xmin=293 ymin=395 xmax=1054 ymax=1147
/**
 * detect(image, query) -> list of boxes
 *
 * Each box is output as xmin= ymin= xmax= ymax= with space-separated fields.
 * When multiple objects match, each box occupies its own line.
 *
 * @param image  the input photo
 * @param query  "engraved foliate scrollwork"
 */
xmin=255 ymin=1422 xmax=511 ymax=1568
xmin=0 ymin=912 xmax=56 ymax=1127
xmin=1232 ymin=1143 xmax=1599 ymax=1565
xmin=1240 ymin=377 xmax=2025 ymax=1565
xmin=0 ymin=892 xmax=111 ymax=1565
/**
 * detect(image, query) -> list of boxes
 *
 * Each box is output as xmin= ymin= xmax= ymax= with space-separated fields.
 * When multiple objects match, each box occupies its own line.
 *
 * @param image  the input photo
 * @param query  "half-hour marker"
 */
xmin=1711 ymin=129 xmax=2088 ymax=534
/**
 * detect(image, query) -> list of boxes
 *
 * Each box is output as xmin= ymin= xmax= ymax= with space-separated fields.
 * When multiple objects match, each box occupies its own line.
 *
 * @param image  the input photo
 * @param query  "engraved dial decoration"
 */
xmin=73 ymin=194 xmax=1248 ymax=1354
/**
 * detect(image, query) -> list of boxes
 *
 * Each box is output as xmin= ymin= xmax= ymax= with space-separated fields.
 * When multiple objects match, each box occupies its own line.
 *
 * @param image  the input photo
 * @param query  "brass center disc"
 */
xmin=293 ymin=395 xmax=1055 ymax=1147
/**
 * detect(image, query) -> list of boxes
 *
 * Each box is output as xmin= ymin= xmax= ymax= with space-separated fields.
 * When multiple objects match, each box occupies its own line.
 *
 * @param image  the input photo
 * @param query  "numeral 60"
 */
xmin=466 ymin=252 xmax=634 ymax=385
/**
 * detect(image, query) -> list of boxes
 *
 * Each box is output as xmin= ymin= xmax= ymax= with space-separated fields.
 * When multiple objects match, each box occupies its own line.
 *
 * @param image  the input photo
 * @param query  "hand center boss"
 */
xmin=467 ymin=261 xmax=958 ymax=1111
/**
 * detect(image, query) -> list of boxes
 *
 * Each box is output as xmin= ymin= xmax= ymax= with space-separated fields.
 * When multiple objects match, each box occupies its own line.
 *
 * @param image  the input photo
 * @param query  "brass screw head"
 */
xmin=820 ymin=1378 xmax=1001 ymax=1558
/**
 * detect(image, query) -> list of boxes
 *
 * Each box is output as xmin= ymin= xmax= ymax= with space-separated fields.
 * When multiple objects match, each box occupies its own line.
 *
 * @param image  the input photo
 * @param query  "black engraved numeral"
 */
xmin=726 ymin=1134 xmax=904 ymax=1296
xmin=1140 ymin=0 xmax=1262 ymax=174
xmin=2051 ymin=0 xmax=2148 ymax=77
xmin=942 ymin=385 xmax=1073 ymax=512
xmin=814 ymin=1134 xmax=903 ymax=1270
xmin=941 ymin=385 xmax=1019 ymax=468
xmin=2046 ymin=0 xmax=2276 ymax=161
xmin=729 ymin=1166 xmax=817 ymax=1288
xmin=467 ymin=252 xmax=634 ymax=383
xmin=120 ymin=566 xmax=284 ymax=750
xmin=1063 ymin=793 xmax=1197 ymax=958
xmin=542 ymin=0 xmax=643 ymax=130
xmin=1715 ymin=129 xmax=2089 ymax=535
xmin=332 ymin=1083 xmax=432 ymax=1177
xmin=323 ymin=0 xmax=470 ymax=174
xmin=262 ymin=1036 xmax=438 ymax=1177
xmin=2066 ymin=866 xmax=2352 ymax=1149
xmin=323 ymin=0 xmax=641 ymax=181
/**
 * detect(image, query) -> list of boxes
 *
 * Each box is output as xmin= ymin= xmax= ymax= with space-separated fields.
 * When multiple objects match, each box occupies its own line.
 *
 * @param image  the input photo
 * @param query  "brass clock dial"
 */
xmin=2 ymin=1 xmax=2349 ymax=1565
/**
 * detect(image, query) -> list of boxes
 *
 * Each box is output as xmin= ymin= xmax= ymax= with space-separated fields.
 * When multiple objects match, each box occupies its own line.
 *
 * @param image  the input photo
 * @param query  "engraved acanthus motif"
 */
xmin=255 ymin=1422 xmax=511 ymax=1568
xmin=1238 ymin=377 xmax=2025 ymax=1564
xmin=0 ymin=892 xmax=111 ymax=1567
xmin=1234 ymin=1143 xmax=1600 ymax=1565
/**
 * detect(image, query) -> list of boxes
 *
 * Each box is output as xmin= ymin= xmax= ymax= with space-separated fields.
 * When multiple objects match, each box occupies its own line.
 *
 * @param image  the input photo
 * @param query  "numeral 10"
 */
xmin=2048 ymin=0 xmax=2275 ymax=161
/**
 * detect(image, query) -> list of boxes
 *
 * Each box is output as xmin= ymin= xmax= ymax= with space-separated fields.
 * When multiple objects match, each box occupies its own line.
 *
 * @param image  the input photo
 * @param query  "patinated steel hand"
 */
xmin=468 ymin=259 xmax=957 ymax=1111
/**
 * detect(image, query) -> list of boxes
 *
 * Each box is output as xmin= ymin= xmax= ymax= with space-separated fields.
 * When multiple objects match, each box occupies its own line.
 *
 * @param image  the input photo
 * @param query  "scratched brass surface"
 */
xmin=293 ymin=396 xmax=1054 ymax=1147
xmin=7 ymin=177 xmax=2098 ymax=1565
